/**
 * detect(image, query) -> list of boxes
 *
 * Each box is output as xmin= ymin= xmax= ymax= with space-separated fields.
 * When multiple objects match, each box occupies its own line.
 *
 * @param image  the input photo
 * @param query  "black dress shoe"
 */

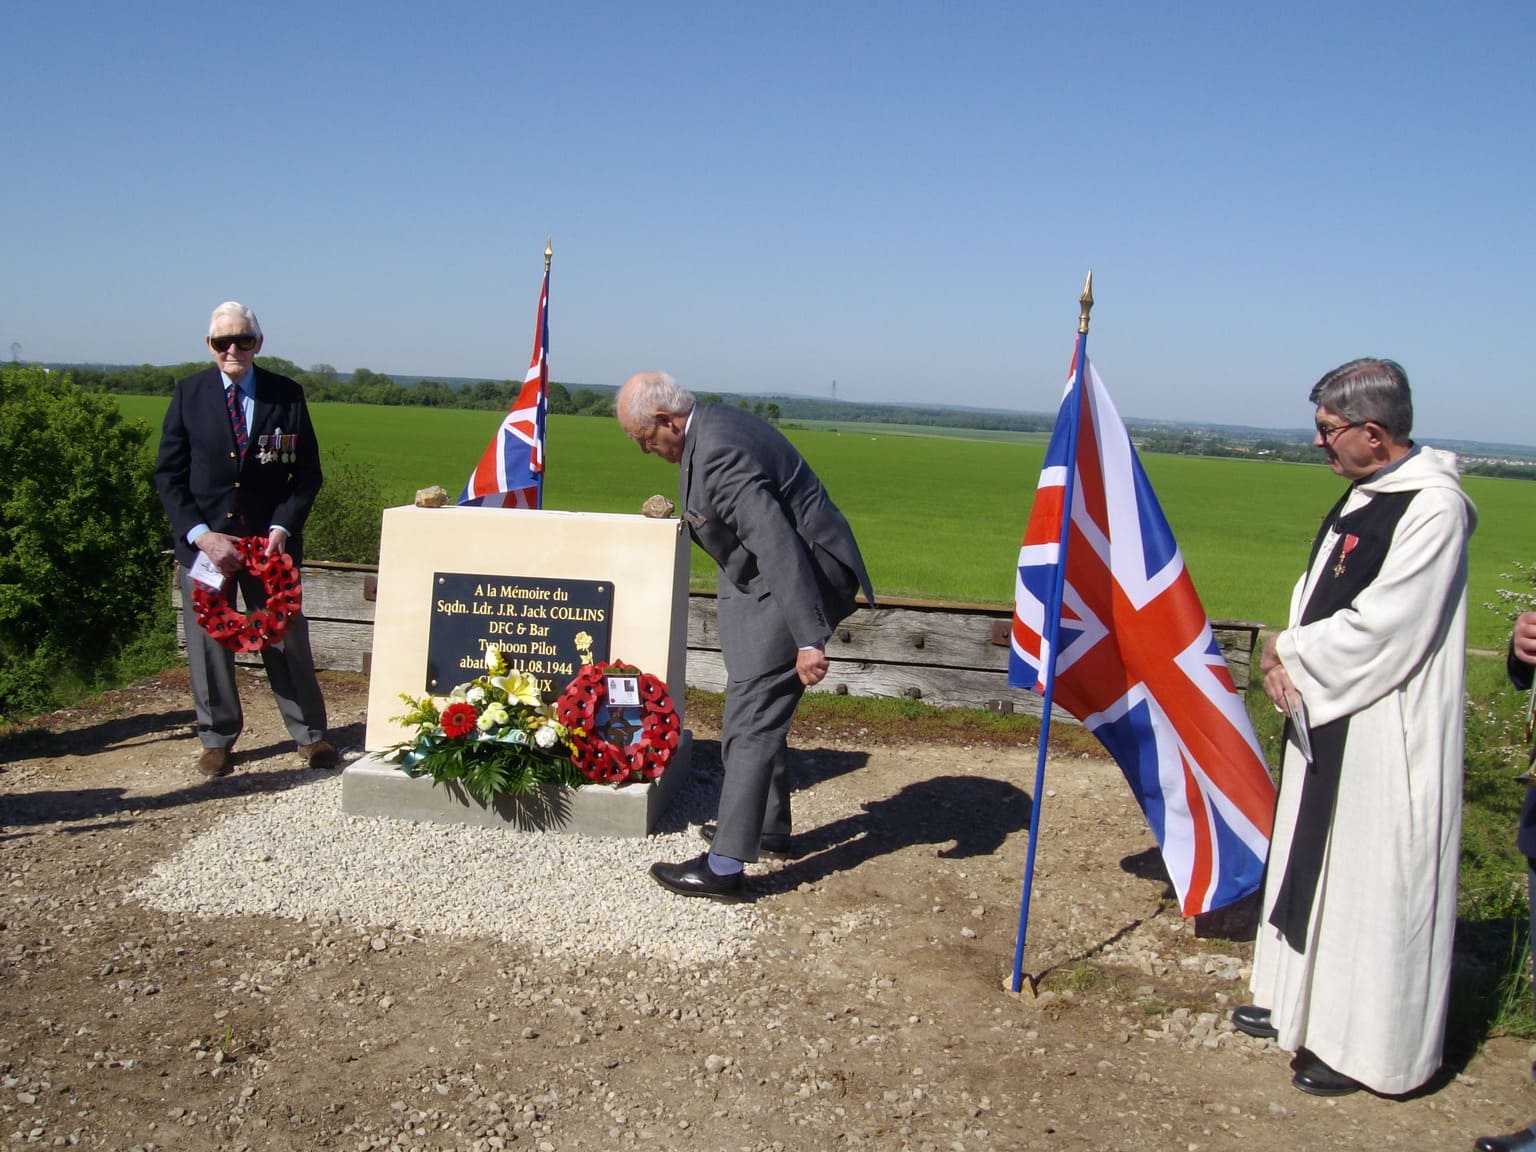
xmin=1291 ymin=1051 xmax=1361 ymax=1097
xmin=700 ymin=822 xmax=793 ymax=860
xmin=650 ymin=854 xmax=746 ymax=903
xmin=1475 ymin=1126 xmax=1536 ymax=1152
xmin=1231 ymin=1004 xmax=1278 ymax=1040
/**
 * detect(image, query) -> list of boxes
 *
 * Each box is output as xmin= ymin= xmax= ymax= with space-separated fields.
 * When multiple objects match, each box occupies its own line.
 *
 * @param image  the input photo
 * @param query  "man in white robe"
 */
xmin=1234 ymin=358 xmax=1476 ymax=1097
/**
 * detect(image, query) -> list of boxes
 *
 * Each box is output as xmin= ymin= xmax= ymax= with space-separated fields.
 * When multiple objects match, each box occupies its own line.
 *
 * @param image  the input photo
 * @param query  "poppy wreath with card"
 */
xmin=191 ymin=536 xmax=302 ymax=653
xmin=554 ymin=661 xmax=680 ymax=785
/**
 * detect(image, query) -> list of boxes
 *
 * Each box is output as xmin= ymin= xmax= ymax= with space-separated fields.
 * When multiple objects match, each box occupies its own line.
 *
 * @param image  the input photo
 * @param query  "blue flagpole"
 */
xmin=1010 ymin=274 xmax=1093 ymax=994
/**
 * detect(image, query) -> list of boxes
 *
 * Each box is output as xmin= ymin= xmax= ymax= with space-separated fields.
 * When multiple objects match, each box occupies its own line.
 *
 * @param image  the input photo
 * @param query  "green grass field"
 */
xmin=115 ymin=396 xmax=1536 ymax=649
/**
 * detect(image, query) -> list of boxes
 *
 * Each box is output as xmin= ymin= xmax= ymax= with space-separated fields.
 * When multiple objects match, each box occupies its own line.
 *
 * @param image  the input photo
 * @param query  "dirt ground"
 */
xmin=3 ymin=670 xmax=1535 ymax=1152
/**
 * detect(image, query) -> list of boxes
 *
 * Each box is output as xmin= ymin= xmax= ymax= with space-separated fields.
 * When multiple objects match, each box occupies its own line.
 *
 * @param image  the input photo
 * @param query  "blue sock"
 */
xmin=706 ymin=851 xmax=743 ymax=876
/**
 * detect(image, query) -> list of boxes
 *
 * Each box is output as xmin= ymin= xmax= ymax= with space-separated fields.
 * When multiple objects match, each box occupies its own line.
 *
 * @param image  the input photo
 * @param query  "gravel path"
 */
xmin=130 ymin=768 xmax=764 ymax=967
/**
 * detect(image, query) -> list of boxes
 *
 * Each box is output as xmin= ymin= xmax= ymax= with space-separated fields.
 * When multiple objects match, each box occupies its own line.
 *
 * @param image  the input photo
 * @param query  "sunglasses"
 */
xmin=209 ymin=334 xmax=258 ymax=353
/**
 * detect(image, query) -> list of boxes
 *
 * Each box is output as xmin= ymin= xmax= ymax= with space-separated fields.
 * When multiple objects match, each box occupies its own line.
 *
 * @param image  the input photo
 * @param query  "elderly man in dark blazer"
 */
xmin=153 ymin=302 xmax=334 ymax=778
xmin=617 ymin=371 xmax=874 ymax=901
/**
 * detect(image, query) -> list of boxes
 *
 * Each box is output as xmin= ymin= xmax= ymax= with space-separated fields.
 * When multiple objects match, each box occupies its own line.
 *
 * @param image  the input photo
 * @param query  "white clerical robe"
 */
xmin=1250 ymin=446 xmax=1475 ymax=1095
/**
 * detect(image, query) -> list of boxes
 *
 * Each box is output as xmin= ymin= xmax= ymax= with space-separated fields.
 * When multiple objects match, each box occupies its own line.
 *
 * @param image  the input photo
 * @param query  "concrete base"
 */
xmin=340 ymin=731 xmax=693 ymax=838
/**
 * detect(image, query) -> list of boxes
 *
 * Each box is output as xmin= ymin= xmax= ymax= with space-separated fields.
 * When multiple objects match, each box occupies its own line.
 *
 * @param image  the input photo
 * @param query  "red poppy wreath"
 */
xmin=554 ymin=661 xmax=680 ymax=785
xmin=191 ymin=536 xmax=303 ymax=653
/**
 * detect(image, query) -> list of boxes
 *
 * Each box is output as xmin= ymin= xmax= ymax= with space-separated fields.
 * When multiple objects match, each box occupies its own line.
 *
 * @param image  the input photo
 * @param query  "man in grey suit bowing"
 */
xmin=617 ymin=372 xmax=874 ymax=902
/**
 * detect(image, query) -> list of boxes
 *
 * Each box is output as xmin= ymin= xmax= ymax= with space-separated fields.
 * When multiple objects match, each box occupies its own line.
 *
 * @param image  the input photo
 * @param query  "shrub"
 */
xmin=0 ymin=365 xmax=170 ymax=719
xmin=304 ymin=447 xmax=385 ymax=564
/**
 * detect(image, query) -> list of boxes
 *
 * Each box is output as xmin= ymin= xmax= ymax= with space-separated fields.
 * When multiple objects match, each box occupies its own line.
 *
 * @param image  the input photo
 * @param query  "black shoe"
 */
xmin=700 ymin=822 xmax=792 ymax=860
xmin=1291 ymin=1051 xmax=1361 ymax=1097
xmin=1232 ymin=1004 xmax=1278 ymax=1040
xmin=650 ymin=854 xmax=746 ymax=903
xmin=1475 ymin=1128 xmax=1536 ymax=1152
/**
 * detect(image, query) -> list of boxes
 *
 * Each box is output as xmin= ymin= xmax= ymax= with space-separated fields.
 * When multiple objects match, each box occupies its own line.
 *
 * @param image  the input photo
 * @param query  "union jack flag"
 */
xmin=459 ymin=264 xmax=550 ymax=508
xmin=1009 ymin=340 xmax=1275 ymax=915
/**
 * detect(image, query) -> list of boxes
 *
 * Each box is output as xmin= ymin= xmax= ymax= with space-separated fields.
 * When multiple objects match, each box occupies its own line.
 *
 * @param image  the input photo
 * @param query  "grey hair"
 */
xmin=1308 ymin=358 xmax=1413 ymax=441
xmin=208 ymin=301 xmax=262 ymax=339
xmin=618 ymin=371 xmax=695 ymax=427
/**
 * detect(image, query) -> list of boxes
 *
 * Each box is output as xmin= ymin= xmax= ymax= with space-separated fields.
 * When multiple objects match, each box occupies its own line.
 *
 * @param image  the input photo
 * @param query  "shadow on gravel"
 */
xmin=0 ymin=765 xmax=338 ymax=831
xmin=1 ymin=708 xmax=196 ymax=761
xmin=753 ymin=773 xmax=1033 ymax=896
xmin=653 ymin=739 xmax=873 ymax=836
xmin=0 ymin=716 xmax=368 ymax=832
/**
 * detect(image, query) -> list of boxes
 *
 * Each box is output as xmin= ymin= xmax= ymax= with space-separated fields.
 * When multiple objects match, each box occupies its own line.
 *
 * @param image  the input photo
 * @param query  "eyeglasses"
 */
xmin=209 ymin=334 xmax=258 ymax=353
xmin=1316 ymin=420 xmax=1365 ymax=445
xmin=629 ymin=415 xmax=673 ymax=450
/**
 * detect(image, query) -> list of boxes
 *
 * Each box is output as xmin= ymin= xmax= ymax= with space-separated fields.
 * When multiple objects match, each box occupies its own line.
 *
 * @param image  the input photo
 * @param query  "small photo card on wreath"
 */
xmin=606 ymin=675 xmax=640 ymax=708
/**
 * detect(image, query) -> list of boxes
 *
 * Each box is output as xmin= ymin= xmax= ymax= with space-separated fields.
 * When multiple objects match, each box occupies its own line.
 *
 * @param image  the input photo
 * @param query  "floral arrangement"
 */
xmin=387 ymin=646 xmax=583 ymax=804
xmin=555 ymin=661 xmax=680 ymax=785
xmin=191 ymin=536 xmax=302 ymax=653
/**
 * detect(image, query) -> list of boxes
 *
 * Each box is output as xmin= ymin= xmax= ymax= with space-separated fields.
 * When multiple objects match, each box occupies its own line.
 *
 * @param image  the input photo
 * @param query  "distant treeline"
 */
xmin=65 ymin=359 xmax=1058 ymax=432
xmin=61 ymin=360 xmax=1535 ymax=478
xmin=1133 ymin=429 xmax=1536 ymax=481
xmin=67 ymin=358 xmax=618 ymax=416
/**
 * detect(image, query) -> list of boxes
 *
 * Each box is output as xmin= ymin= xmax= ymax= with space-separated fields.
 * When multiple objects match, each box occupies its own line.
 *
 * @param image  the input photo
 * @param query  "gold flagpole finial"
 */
xmin=1078 ymin=270 xmax=1094 ymax=334
xmin=544 ymin=237 xmax=553 ymax=271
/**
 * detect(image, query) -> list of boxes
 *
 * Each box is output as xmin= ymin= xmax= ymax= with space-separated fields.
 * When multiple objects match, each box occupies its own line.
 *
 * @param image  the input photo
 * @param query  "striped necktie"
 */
xmin=226 ymin=383 xmax=249 ymax=457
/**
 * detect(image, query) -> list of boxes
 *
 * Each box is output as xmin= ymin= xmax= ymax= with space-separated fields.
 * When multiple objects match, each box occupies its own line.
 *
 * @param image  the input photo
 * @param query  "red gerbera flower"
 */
xmin=440 ymin=702 xmax=479 ymax=739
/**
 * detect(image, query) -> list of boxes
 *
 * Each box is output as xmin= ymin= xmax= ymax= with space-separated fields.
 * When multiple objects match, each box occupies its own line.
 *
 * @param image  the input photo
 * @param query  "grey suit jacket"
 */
xmin=680 ymin=404 xmax=874 ymax=680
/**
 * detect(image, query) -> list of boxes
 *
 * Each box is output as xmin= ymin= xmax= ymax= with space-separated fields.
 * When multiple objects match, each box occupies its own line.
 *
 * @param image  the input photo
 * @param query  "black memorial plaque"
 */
xmin=424 ymin=573 xmax=613 ymax=695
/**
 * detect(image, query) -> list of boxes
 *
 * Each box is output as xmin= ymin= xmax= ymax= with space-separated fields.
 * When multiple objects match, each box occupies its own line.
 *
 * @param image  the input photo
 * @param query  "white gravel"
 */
xmin=128 ymin=771 xmax=766 ymax=967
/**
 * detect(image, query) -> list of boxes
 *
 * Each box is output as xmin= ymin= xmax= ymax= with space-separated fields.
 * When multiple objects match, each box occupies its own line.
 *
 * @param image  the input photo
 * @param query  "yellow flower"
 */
xmin=491 ymin=669 xmax=542 ymax=707
xmin=485 ymin=646 xmax=509 ymax=676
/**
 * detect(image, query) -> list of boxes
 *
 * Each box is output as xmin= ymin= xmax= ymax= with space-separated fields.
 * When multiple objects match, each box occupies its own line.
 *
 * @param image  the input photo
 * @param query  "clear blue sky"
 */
xmin=5 ymin=1 xmax=1533 ymax=444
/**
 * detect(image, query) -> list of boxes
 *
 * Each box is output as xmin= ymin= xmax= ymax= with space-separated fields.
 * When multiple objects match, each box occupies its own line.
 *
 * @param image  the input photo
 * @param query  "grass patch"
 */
xmin=112 ymin=395 xmax=1536 ymax=648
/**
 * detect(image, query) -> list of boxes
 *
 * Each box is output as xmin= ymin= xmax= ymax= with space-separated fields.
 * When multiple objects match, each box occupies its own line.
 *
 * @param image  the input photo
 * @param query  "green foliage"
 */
xmin=0 ymin=365 xmax=169 ymax=719
xmin=1485 ymin=559 xmax=1536 ymax=623
xmin=304 ymin=447 xmax=386 ymax=564
xmin=569 ymin=388 xmax=614 ymax=417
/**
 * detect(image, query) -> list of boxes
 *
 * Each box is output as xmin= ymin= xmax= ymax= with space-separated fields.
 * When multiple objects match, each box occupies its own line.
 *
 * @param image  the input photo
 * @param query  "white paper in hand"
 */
xmin=189 ymin=551 xmax=227 ymax=592
xmin=1286 ymin=693 xmax=1313 ymax=763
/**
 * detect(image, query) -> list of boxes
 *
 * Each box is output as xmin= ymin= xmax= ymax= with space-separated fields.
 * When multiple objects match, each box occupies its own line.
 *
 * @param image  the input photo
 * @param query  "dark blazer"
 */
xmin=153 ymin=365 xmax=323 ymax=568
xmin=1508 ymin=643 xmax=1536 ymax=861
xmin=680 ymin=403 xmax=873 ymax=680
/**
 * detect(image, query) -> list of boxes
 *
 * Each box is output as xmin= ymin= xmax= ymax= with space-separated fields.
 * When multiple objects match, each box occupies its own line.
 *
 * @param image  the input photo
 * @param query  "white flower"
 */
xmin=477 ymin=702 xmax=510 ymax=731
xmin=466 ymin=686 xmax=488 ymax=706
xmin=533 ymin=725 xmax=559 ymax=750
xmin=485 ymin=646 xmax=508 ymax=675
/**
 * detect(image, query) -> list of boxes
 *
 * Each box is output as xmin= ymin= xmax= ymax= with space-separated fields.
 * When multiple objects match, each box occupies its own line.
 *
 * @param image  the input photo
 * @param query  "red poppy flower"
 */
xmin=440 ymin=702 xmax=479 ymax=739
xmin=190 ymin=536 xmax=302 ymax=653
xmin=554 ymin=661 xmax=679 ymax=785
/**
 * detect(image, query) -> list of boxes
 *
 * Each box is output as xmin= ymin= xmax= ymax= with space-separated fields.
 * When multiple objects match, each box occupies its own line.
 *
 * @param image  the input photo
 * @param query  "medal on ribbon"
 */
xmin=1332 ymin=533 xmax=1359 ymax=579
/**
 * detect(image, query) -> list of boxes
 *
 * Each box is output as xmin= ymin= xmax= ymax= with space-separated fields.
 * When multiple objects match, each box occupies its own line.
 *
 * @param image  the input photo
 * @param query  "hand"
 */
xmin=196 ymin=532 xmax=244 ymax=576
xmin=1263 ymin=663 xmax=1301 ymax=714
xmin=1514 ymin=612 xmax=1536 ymax=666
xmin=796 ymin=645 xmax=829 ymax=687
xmin=1259 ymin=633 xmax=1300 ymax=712
xmin=265 ymin=527 xmax=289 ymax=558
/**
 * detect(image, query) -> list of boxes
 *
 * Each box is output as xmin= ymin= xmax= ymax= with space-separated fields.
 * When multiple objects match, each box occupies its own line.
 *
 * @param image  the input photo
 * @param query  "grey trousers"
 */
xmin=180 ymin=568 xmax=327 ymax=750
xmin=711 ymin=661 xmax=805 ymax=862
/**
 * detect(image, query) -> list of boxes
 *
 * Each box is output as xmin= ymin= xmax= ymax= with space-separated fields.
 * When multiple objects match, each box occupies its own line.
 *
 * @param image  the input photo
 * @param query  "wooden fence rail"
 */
xmin=175 ymin=561 xmax=1262 ymax=720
